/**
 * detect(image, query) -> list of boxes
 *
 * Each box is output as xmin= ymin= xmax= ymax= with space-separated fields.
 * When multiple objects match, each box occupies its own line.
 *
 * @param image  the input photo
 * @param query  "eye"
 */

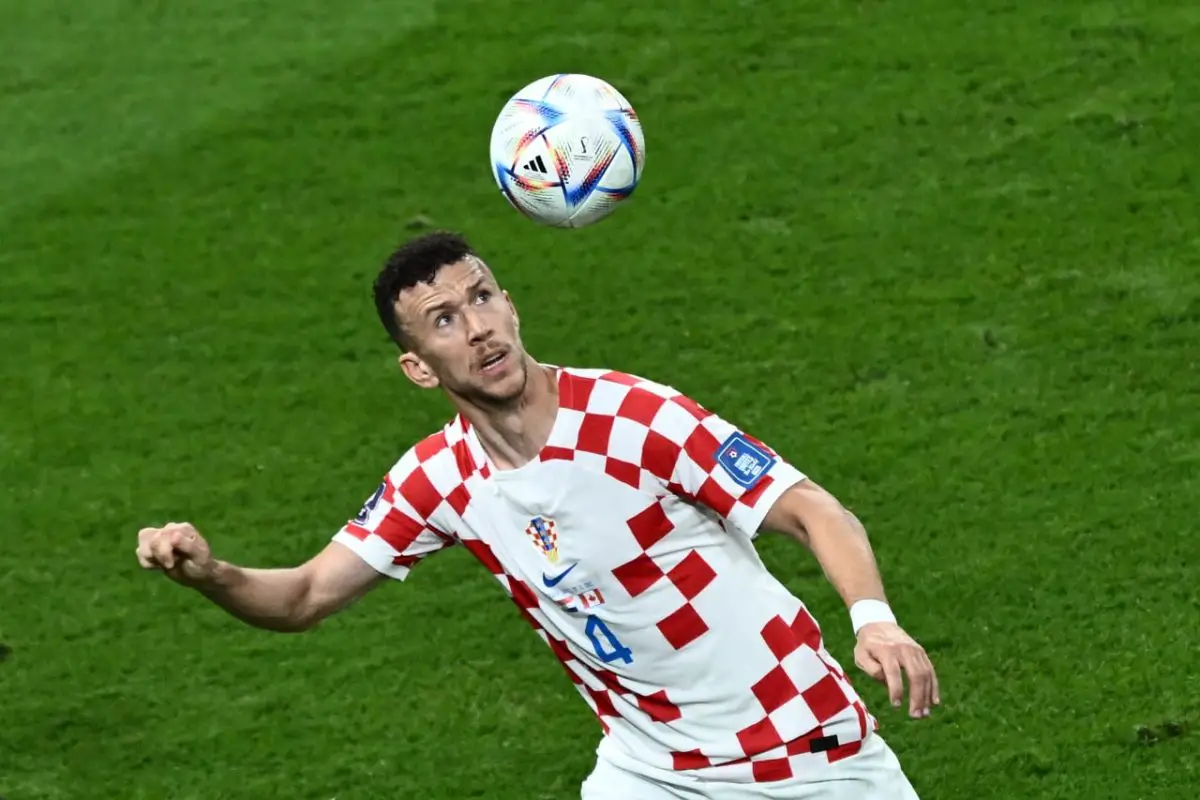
xmin=476 ymin=289 xmax=492 ymax=304
xmin=434 ymin=313 xmax=452 ymax=327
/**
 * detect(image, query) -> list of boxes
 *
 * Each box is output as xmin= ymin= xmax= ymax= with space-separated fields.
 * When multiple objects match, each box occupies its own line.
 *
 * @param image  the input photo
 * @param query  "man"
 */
xmin=136 ymin=231 xmax=938 ymax=798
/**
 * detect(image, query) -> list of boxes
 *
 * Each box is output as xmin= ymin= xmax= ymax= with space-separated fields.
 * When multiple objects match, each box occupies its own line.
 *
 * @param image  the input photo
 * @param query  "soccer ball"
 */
xmin=489 ymin=73 xmax=645 ymax=229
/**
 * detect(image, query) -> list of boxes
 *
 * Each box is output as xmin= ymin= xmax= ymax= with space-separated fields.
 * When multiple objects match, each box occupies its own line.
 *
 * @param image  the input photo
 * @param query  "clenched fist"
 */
xmin=136 ymin=522 xmax=218 ymax=587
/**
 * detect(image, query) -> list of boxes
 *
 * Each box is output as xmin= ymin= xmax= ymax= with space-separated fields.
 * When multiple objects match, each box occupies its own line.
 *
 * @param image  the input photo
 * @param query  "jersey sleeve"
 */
xmin=642 ymin=387 xmax=807 ymax=538
xmin=331 ymin=449 xmax=457 ymax=581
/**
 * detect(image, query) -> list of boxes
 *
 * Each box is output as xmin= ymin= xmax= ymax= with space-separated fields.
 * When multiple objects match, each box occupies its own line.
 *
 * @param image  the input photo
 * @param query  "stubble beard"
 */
xmin=472 ymin=353 xmax=531 ymax=410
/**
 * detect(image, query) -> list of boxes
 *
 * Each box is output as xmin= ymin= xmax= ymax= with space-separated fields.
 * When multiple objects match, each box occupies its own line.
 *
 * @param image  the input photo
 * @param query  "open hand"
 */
xmin=854 ymin=622 xmax=940 ymax=719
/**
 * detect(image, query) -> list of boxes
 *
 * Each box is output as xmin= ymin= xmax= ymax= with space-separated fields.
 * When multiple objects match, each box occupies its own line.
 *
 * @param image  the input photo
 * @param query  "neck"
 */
xmin=457 ymin=357 xmax=558 ymax=470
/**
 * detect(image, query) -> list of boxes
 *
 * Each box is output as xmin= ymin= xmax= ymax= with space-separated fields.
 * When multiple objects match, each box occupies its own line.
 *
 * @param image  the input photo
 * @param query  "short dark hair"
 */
xmin=373 ymin=230 xmax=477 ymax=349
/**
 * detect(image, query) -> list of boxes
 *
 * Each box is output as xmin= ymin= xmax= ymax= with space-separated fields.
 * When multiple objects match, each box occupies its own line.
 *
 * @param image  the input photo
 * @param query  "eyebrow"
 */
xmin=420 ymin=278 xmax=489 ymax=319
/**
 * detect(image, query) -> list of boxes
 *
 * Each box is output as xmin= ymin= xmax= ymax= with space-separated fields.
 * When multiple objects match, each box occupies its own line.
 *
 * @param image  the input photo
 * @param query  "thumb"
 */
xmin=856 ymin=647 xmax=886 ymax=682
xmin=169 ymin=528 xmax=203 ymax=558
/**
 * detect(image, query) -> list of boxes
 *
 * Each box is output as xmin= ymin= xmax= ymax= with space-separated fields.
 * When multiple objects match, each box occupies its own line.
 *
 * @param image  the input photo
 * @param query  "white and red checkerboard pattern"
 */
xmin=333 ymin=366 xmax=876 ymax=782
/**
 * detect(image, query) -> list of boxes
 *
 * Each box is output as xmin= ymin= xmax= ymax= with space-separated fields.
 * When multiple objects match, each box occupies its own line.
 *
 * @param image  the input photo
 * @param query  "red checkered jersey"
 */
xmin=333 ymin=367 xmax=876 ymax=782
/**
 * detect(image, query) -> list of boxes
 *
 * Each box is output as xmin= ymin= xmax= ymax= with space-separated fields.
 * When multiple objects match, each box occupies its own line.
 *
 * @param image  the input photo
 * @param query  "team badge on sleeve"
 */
xmin=715 ymin=432 xmax=776 ymax=489
xmin=525 ymin=515 xmax=561 ymax=563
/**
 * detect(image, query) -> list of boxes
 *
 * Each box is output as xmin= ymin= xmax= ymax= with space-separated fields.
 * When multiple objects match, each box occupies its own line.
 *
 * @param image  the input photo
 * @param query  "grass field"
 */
xmin=2 ymin=1 xmax=1198 ymax=797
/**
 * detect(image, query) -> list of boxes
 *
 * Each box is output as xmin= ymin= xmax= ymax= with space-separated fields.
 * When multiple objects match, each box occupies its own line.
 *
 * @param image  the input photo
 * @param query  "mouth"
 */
xmin=478 ymin=350 xmax=509 ymax=374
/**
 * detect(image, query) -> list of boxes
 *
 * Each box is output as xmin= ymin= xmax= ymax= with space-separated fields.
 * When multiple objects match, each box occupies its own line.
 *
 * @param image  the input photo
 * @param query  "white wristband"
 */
xmin=849 ymin=599 xmax=897 ymax=636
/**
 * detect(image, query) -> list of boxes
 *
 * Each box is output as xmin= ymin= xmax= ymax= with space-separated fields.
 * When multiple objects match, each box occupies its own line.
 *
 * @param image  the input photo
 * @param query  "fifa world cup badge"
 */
xmin=525 ymin=516 xmax=560 ymax=563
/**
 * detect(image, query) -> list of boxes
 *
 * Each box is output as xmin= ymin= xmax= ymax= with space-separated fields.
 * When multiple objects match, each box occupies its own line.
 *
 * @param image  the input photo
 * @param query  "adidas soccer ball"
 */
xmin=489 ymin=73 xmax=645 ymax=229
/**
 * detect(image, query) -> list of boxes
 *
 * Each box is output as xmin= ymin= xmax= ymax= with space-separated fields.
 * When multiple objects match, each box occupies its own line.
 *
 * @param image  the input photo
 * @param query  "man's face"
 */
xmin=393 ymin=257 xmax=529 ymax=405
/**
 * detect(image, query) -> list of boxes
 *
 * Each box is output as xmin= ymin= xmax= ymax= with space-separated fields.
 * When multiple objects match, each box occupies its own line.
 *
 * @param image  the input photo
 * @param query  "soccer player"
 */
xmin=136 ymin=231 xmax=939 ymax=799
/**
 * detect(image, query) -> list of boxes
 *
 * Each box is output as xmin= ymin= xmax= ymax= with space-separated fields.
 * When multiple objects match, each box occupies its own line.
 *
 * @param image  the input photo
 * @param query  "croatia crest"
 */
xmin=525 ymin=515 xmax=560 ymax=563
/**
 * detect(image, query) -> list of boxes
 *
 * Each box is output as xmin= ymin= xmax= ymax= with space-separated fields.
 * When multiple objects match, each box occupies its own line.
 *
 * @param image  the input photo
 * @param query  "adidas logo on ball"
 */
xmin=522 ymin=155 xmax=550 ymax=175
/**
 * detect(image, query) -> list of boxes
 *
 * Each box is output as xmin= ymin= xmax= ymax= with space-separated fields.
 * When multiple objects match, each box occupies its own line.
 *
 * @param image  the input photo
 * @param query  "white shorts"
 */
xmin=580 ymin=733 xmax=920 ymax=800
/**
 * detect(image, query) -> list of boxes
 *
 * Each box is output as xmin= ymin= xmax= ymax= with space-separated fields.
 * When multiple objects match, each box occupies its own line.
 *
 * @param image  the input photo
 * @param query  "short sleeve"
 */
xmin=332 ymin=451 xmax=457 ymax=581
xmin=642 ymin=388 xmax=807 ymax=537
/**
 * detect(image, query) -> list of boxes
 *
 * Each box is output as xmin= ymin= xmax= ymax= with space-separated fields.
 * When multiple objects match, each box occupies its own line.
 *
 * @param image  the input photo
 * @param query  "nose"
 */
xmin=463 ymin=306 xmax=494 ymax=344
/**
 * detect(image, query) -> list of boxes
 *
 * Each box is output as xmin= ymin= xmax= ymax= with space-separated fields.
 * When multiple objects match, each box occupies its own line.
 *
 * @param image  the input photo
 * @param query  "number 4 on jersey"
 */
xmin=585 ymin=615 xmax=633 ymax=664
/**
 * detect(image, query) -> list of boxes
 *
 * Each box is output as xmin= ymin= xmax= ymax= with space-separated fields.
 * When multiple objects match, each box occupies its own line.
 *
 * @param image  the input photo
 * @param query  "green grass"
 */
xmin=2 ymin=0 xmax=1198 ymax=797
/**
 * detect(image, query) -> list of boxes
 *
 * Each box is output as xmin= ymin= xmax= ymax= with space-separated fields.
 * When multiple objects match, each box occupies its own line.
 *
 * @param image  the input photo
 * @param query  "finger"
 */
xmin=902 ymin=649 xmax=930 ymax=717
xmin=150 ymin=532 xmax=177 ymax=570
xmin=930 ymin=657 xmax=941 ymax=706
xmin=922 ymin=650 xmax=939 ymax=708
xmin=135 ymin=547 xmax=157 ymax=569
xmin=170 ymin=527 xmax=199 ymax=555
xmin=856 ymin=650 xmax=886 ymax=682
xmin=915 ymin=649 xmax=939 ymax=710
xmin=880 ymin=651 xmax=904 ymax=708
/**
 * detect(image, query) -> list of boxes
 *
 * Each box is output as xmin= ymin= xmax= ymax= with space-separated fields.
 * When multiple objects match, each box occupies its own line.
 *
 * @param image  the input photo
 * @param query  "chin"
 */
xmin=491 ymin=368 xmax=529 ymax=402
xmin=473 ymin=359 xmax=529 ymax=404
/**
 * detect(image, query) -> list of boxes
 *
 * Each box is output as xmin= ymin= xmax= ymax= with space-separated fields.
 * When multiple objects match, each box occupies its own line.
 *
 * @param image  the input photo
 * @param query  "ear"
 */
xmin=398 ymin=351 xmax=439 ymax=389
xmin=504 ymin=289 xmax=519 ymax=329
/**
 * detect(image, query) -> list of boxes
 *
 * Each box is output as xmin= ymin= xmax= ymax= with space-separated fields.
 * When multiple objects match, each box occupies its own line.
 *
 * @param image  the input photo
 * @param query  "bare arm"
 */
xmin=136 ymin=523 xmax=384 ymax=632
xmin=760 ymin=479 xmax=888 ymax=610
xmin=760 ymin=480 xmax=940 ymax=719
xmin=197 ymin=543 xmax=383 ymax=632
